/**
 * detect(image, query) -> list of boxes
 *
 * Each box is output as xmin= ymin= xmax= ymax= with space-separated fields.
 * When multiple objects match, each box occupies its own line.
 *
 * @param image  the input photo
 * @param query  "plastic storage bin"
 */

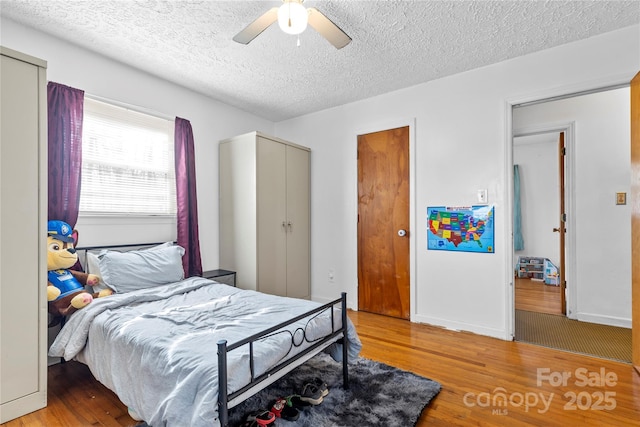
xmin=543 ymin=259 xmax=560 ymax=286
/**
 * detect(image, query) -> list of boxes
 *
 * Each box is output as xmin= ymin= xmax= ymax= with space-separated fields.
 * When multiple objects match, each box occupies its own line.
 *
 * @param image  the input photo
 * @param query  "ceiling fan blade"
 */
xmin=307 ymin=7 xmax=352 ymax=49
xmin=233 ymin=7 xmax=279 ymax=45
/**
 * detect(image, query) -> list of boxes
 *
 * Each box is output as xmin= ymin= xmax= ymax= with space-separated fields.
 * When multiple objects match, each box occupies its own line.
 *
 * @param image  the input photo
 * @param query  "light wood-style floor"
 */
xmin=514 ymin=277 xmax=562 ymax=314
xmin=5 ymin=310 xmax=639 ymax=426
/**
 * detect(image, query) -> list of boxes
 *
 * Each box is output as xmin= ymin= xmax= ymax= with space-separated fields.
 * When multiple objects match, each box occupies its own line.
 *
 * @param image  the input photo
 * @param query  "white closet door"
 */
xmin=285 ymin=146 xmax=310 ymax=299
xmin=257 ymin=137 xmax=287 ymax=296
xmin=0 ymin=49 xmax=47 ymax=423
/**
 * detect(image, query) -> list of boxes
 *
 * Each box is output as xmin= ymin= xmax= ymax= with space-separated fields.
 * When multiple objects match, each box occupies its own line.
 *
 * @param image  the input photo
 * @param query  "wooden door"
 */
xmin=357 ymin=126 xmax=410 ymax=319
xmin=555 ymin=132 xmax=567 ymax=315
xmin=631 ymin=71 xmax=640 ymax=373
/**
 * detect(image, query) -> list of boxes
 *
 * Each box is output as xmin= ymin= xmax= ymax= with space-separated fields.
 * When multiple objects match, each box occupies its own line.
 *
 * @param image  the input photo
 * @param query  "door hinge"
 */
xmin=561 ymin=147 xmax=566 ymax=156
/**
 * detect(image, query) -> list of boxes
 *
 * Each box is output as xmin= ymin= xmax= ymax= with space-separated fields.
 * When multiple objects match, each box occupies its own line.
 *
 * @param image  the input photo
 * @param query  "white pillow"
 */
xmin=86 ymin=242 xmax=177 ymax=293
xmin=97 ymin=244 xmax=185 ymax=293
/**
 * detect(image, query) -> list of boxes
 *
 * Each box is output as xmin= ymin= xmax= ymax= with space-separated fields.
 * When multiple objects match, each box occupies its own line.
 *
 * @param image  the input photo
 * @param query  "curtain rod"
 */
xmin=85 ymin=93 xmax=175 ymax=122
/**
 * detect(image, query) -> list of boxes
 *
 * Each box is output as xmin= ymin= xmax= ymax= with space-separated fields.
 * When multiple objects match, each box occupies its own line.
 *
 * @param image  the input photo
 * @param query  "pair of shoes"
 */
xmin=239 ymin=409 xmax=276 ymax=427
xmin=299 ymin=381 xmax=326 ymax=405
xmin=270 ymin=397 xmax=300 ymax=421
xmin=307 ymin=377 xmax=329 ymax=398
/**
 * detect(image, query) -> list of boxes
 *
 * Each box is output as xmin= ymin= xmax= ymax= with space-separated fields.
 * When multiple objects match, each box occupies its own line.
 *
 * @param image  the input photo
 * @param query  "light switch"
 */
xmin=477 ymin=189 xmax=488 ymax=204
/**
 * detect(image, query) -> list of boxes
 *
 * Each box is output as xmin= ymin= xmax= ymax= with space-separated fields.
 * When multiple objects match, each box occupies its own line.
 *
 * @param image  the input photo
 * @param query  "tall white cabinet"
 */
xmin=0 ymin=47 xmax=48 ymax=422
xmin=219 ymin=132 xmax=310 ymax=299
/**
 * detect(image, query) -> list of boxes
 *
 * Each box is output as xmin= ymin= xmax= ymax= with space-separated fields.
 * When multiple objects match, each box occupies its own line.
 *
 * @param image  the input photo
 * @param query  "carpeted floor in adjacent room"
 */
xmin=515 ymin=309 xmax=632 ymax=363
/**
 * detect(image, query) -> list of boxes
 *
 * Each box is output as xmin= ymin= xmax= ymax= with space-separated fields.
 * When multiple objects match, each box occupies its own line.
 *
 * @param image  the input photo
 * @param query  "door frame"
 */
xmin=353 ymin=117 xmax=417 ymax=319
xmin=513 ymin=123 xmax=576 ymax=318
xmin=504 ymin=74 xmax=634 ymax=339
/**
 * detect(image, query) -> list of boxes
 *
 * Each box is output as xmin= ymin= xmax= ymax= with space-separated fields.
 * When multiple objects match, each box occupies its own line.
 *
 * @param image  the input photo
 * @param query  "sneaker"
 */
xmin=308 ymin=377 xmax=329 ymax=397
xmin=299 ymin=382 xmax=324 ymax=405
xmin=271 ymin=398 xmax=300 ymax=421
xmin=284 ymin=394 xmax=312 ymax=411
xmin=244 ymin=410 xmax=275 ymax=426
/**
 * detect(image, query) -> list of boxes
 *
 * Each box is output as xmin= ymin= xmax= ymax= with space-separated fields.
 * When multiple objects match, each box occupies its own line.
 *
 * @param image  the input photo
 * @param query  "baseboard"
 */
xmin=311 ymin=295 xmax=334 ymax=305
xmin=412 ymin=314 xmax=510 ymax=340
xmin=0 ymin=391 xmax=46 ymax=423
xmin=329 ymin=304 xmax=510 ymax=340
xmin=576 ymin=312 xmax=632 ymax=328
xmin=311 ymin=295 xmax=357 ymax=311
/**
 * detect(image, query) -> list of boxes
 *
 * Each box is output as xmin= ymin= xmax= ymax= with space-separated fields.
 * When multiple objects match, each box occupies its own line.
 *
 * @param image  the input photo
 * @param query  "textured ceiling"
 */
xmin=1 ymin=1 xmax=639 ymax=121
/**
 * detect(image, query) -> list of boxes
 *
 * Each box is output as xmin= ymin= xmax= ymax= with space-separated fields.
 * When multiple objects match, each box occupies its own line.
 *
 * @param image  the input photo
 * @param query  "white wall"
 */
xmin=513 ymin=88 xmax=631 ymax=327
xmin=275 ymin=25 xmax=639 ymax=339
xmin=3 ymin=16 xmax=638 ymax=340
xmin=0 ymin=18 xmax=275 ymax=272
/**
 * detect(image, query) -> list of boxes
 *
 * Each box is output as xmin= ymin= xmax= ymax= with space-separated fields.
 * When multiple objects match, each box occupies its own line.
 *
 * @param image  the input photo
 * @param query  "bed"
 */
xmin=48 ymin=243 xmax=361 ymax=427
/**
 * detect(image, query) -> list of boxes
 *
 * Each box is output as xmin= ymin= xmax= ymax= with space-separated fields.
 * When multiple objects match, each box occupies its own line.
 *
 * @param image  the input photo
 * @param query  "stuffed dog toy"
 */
xmin=47 ymin=220 xmax=111 ymax=326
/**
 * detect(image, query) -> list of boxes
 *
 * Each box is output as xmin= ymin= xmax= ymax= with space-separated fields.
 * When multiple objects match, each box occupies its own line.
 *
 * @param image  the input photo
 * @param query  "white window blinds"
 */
xmin=80 ymin=97 xmax=176 ymax=216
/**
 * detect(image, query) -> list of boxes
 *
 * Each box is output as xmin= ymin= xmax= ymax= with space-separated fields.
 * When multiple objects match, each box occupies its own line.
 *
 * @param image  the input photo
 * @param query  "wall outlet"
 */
xmin=328 ymin=268 xmax=335 ymax=283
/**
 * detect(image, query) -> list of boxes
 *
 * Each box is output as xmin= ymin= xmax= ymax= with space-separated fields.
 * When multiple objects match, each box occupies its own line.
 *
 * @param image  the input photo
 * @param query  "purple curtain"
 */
xmin=175 ymin=117 xmax=203 ymax=277
xmin=47 ymin=82 xmax=84 ymax=227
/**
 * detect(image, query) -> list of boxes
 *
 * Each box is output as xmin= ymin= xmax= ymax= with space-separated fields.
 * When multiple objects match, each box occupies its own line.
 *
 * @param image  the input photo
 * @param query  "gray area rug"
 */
xmin=139 ymin=352 xmax=441 ymax=426
xmin=224 ymin=352 xmax=441 ymax=426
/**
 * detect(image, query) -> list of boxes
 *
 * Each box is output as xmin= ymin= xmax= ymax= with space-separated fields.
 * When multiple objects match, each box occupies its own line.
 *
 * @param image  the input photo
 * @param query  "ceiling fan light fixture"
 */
xmin=233 ymin=0 xmax=351 ymax=49
xmin=277 ymin=0 xmax=308 ymax=35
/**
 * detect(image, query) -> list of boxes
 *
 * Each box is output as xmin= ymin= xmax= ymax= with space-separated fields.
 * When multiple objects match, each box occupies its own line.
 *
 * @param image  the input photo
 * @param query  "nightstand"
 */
xmin=202 ymin=269 xmax=236 ymax=287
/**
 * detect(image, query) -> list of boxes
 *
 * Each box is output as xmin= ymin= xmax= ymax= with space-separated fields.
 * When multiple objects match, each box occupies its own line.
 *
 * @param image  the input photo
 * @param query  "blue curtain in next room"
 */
xmin=513 ymin=164 xmax=524 ymax=252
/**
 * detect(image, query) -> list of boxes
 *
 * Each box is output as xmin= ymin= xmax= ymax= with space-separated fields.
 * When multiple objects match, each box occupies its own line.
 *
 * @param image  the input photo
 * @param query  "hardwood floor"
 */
xmin=3 ymin=360 xmax=140 ymax=427
xmin=4 ymin=310 xmax=639 ymax=426
xmin=351 ymin=311 xmax=640 ymax=427
xmin=514 ymin=277 xmax=562 ymax=314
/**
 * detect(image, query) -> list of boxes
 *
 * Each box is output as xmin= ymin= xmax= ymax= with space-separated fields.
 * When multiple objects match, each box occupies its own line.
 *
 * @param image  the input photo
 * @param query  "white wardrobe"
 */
xmin=0 ymin=47 xmax=48 ymax=422
xmin=219 ymin=132 xmax=310 ymax=299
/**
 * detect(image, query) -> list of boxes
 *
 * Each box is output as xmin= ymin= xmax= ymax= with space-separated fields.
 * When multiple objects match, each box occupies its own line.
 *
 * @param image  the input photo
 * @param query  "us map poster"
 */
xmin=427 ymin=205 xmax=495 ymax=253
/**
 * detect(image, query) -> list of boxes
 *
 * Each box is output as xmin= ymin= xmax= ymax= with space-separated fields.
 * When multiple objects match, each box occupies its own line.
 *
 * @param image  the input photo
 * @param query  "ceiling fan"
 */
xmin=233 ymin=0 xmax=352 ymax=49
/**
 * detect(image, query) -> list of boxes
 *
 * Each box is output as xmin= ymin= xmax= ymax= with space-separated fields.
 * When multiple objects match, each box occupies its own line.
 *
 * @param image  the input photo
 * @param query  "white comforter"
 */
xmin=49 ymin=277 xmax=361 ymax=427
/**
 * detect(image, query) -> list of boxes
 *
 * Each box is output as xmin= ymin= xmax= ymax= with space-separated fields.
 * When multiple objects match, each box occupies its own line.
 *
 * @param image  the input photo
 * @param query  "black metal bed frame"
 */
xmin=74 ymin=242 xmax=349 ymax=426
xmin=216 ymin=292 xmax=350 ymax=427
xmin=75 ymin=241 xmax=169 ymax=254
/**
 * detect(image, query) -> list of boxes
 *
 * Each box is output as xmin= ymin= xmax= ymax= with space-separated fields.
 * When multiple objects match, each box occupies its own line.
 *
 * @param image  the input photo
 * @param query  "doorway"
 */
xmin=357 ymin=126 xmax=410 ymax=319
xmin=513 ymin=131 xmax=565 ymax=316
xmin=511 ymin=87 xmax=633 ymax=362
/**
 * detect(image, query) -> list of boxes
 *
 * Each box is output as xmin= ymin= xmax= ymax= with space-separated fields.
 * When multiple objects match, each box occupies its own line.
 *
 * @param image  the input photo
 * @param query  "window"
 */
xmin=80 ymin=97 xmax=176 ymax=216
